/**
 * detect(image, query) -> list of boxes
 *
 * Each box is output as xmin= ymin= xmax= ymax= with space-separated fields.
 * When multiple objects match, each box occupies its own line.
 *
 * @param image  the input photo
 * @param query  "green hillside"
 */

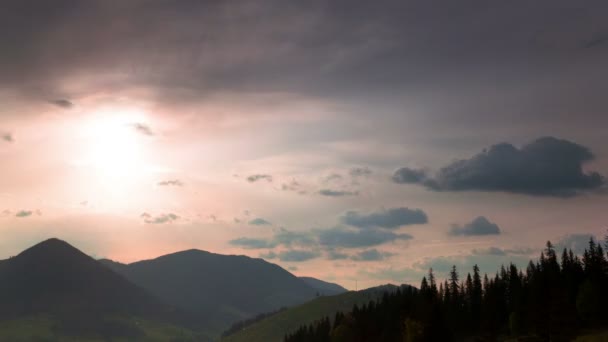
xmin=222 ymin=285 xmax=401 ymax=342
xmin=0 ymin=315 xmax=206 ymax=342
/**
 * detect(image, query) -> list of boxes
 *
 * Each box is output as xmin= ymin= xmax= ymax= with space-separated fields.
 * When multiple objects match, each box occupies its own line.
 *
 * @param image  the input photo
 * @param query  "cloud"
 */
xmin=259 ymin=251 xmax=277 ymax=259
xmin=281 ymin=179 xmax=306 ymax=194
xmin=413 ymin=252 xmax=533 ymax=277
xmin=15 ymin=210 xmax=33 ymax=218
xmin=318 ymin=189 xmax=359 ymax=197
xmin=555 ymin=233 xmax=599 ymax=255
xmin=394 ymin=137 xmax=605 ymax=197
xmin=157 ymin=179 xmax=184 ymax=186
xmin=392 ymin=167 xmax=427 ymax=184
xmin=351 ymin=249 xmax=395 ymax=261
xmin=2 ymin=133 xmax=14 ymax=143
xmin=231 ymin=207 xmax=427 ymax=254
xmin=132 ymin=123 xmax=154 ymax=136
xmin=260 ymin=249 xmax=320 ymax=262
xmin=341 ymin=207 xmax=428 ymax=229
xmin=141 ymin=212 xmax=179 ymax=224
xmin=273 ymin=229 xmax=316 ymax=247
xmin=318 ymin=227 xmax=412 ymax=248
xmin=230 ymin=228 xmax=313 ymax=250
xmin=322 ymin=173 xmax=343 ymax=183
xmin=449 ymin=216 xmax=501 ymax=236
xmin=248 ymin=217 xmax=271 ymax=226
xmin=276 ymin=250 xmax=320 ymax=262
xmin=247 ymin=174 xmax=273 ymax=183
xmin=585 ymin=34 xmax=608 ymax=49
xmin=327 ymin=249 xmax=349 ymax=260
xmin=230 ymin=237 xmax=277 ymax=249
xmin=49 ymin=99 xmax=73 ymax=109
xmin=349 ymin=167 xmax=372 ymax=177
xmin=472 ymin=246 xmax=534 ymax=256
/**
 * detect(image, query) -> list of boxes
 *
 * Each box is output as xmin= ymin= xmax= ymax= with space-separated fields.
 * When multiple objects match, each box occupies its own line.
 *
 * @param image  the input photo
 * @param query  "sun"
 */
xmin=80 ymin=107 xmax=151 ymax=185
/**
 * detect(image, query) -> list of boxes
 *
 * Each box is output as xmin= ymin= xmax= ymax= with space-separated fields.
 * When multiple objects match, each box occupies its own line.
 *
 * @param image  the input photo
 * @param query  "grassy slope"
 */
xmin=575 ymin=330 xmax=608 ymax=342
xmin=0 ymin=315 xmax=205 ymax=342
xmin=221 ymin=290 xmax=381 ymax=342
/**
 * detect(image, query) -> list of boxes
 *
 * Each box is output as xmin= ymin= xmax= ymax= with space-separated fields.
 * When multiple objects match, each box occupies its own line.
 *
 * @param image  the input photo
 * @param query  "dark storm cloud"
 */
xmin=248 ymin=217 xmax=271 ymax=226
xmin=141 ymin=212 xmax=179 ymax=224
xmin=157 ymin=179 xmax=183 ymax=186
xmin=318 ymin=189 xmax=359 ymax=197
xmin=15 ymin=210 xmax=33 ymax=218
xmin=449 ymin=216 xmax=501 ymax=236
xmin=3 ymin=0 xmax=607 ymax=118
xmin=351 ymin=249 xmax=394 ymax=261
xmin=318 ymin=227 xmax=412 ymax=248
xmin=48 ymin=99 xmax=73 ymax=109
xmin=247 ymin=174 xmax=273 ymax=183
xmin=341 ymin=207 xmax=428 ymax=229
xmin=132 ymin=123 xmax=154 ymax=136
xmin=2 ymin=133 xmax=14 ymax=143
xmin=395 ymin=137 xmax=605 ymax=197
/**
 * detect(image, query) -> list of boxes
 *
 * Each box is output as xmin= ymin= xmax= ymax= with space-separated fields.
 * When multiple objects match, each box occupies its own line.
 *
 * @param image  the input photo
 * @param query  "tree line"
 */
xmin=284 ymin=237 xmax=608 ymax=341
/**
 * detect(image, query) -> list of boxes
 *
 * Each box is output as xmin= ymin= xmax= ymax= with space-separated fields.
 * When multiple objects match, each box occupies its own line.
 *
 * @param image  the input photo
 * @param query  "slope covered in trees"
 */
xmin=222 ymin=284 xmax=409 ymax=342
xmin=285 ymin=238 xmax=608 ymax=341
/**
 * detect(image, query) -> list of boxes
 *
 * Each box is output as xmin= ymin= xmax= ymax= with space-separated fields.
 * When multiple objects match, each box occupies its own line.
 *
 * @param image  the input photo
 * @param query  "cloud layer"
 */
xmin=394 ymin=137 xmax=605 ymax=197
xmin=449 ymin=216 xmax=501 ymax=236
xmin=341 ymin=207 xmax=428 ymax=229
xmin=248 ymin=218 xmax=271 ymax=226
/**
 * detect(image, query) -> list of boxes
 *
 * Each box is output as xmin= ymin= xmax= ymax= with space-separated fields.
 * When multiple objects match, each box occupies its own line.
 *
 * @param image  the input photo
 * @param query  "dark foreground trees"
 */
xmin=285 ymin=238 xmax=608 ymax=341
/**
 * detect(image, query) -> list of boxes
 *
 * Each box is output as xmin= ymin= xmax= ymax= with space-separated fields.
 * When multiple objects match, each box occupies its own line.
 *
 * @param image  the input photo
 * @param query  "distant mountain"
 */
xmin=299 ymin=277 xmax=347 ymax=296
xmin=0 ymin=238 xmax=201 ymax=340
xmin=222 ymin=284 xmax=412 ymax=342
xmin=100 ymin=249 xmax=318 ymax=338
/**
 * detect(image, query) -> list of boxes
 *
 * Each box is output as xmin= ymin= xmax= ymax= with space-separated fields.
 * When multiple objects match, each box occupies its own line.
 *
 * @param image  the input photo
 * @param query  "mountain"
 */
xmin=222 ymin=284 xmax=411 ymax=342
xmin=0 ymin=238 xmax=202 ymax=340
xmin=299 ymin=277 xmax=347 ymax=296
xmin=100 ymin=249 xmax=318 ymax=338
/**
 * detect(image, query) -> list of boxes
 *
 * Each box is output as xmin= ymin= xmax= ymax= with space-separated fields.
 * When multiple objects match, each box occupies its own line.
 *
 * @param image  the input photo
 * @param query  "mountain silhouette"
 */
xmin=299 ymin=277 xmax=347 ymax=296
xmin=101 ymin=249 xmax=318 ymax=337
xmin=0 ymin=238 xmax=189 ymax=337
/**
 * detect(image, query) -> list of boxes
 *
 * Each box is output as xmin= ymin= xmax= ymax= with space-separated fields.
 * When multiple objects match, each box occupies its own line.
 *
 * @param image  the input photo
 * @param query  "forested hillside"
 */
xmin=285 ymin=238 xmax=608 ymax=341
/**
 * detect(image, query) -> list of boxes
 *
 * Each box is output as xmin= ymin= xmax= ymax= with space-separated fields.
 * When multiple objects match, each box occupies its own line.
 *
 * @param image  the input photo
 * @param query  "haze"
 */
xmin=1 ymin=0 xmax=607 ymax=290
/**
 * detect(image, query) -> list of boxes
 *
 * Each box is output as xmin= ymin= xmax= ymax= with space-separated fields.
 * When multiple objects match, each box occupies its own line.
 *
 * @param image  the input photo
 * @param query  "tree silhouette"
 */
xmin=284 ymin=237 xmax=608 ymax=342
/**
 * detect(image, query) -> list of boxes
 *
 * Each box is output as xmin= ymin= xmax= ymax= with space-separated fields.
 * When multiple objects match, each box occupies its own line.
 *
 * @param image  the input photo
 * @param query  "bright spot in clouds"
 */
xmin=69 ymin=105 xmax=158 ymax=209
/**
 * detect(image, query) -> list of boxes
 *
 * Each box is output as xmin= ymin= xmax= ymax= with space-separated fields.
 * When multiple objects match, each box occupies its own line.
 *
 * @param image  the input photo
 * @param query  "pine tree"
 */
xmin=428 ymin=268 xmax=438 ymax=299
xmin=449 ymin=265 xmax=460 ymax=302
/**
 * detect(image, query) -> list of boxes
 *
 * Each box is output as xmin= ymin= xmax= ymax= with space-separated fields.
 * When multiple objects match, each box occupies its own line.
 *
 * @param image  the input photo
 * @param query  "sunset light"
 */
xmin=0 ymin=1 xmax=607 ymax=340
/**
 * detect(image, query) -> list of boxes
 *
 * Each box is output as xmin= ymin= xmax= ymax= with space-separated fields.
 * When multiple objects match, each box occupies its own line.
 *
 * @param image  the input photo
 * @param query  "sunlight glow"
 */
xmin=78 ymin=106 xmax=153 ymax=192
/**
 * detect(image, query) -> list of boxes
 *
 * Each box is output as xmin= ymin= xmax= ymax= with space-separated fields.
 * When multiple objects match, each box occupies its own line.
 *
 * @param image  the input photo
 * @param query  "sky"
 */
xmin=1 ymin=0 xmax=608 ymax=289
